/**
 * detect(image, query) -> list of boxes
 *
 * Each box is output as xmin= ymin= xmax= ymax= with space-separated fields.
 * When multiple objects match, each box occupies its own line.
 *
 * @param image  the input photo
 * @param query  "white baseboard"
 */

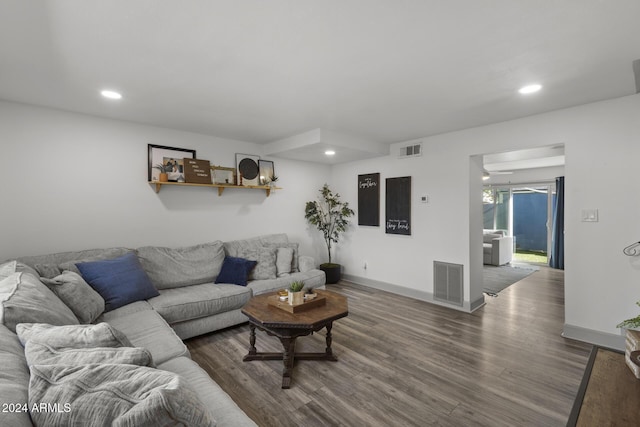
xmin=341 ymin=274 xmax=484 ymax=313
xmin=562 ymin=323 xmax=625 ymax=350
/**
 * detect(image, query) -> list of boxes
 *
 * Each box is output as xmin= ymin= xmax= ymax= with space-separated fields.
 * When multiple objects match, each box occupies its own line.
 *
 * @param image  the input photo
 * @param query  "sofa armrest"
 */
xmin=491 ymin=236 xmax=513 ymax=266
xmin=298 ymin=255 xmax=315 ymax=273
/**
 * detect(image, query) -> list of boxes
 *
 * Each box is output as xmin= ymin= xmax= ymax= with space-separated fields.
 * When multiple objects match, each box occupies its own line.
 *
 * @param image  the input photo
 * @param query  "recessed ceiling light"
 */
xmin=518 ymin=84 xmax=542 ymax=95
xmin=100 ymin=90 xmax=122 ymax=100
xmin=325 ymin=150 xmax=336 ymax=156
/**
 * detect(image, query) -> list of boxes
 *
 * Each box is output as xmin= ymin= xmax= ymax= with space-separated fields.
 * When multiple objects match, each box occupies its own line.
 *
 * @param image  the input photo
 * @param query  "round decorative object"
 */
xmin=630 ymin=350 xmax=640 ymax=367
xmin=238 ymin=158 xmax=259 ymax=180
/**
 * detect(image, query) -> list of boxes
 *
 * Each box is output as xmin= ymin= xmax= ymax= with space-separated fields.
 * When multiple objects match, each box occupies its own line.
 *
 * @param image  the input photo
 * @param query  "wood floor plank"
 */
xmin=186 ymin=266 xmax=591 ymax=426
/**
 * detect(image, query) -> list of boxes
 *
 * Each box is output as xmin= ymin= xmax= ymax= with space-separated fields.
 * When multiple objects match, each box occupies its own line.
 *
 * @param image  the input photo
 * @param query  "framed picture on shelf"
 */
xmin=148 ymin=144 xmax=196 ymax=182
xmin=258 ymin=160 xmax=275 ymax=185
xmin=235 ymin=153 xmax=260 ymax=186
xmin=211 ymin=165 xmax=236 ymax=185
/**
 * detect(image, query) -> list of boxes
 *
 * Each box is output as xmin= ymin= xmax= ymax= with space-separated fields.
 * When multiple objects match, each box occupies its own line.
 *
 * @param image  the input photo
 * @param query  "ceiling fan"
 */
xmin=482 ymin=168 xmax=513 ymax=180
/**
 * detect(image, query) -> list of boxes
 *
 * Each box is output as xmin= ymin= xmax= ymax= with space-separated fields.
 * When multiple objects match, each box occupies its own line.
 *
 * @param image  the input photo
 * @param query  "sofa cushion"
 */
xmin=237 ymin=247 xmax=277 ymax=280
xmin=170 ymin=309 xmax=249 ymax=340
xmin=247 ymin=270 xmax=327 ymax=296
xmin=482 ymin=233 xmax=502 ymax=244
xmin=106 ymin=310 xmax=189 ymax=365
xmin=275 ymin=247 xmax=294 ymax=277
xmin=215 ymin=256 xmax=257 ymax=287
xmin=149 ymin=283 xmax=252 ymax=325
xmin=0 ymin=324 xmax=31 ymax=427
xmin=223 ymin=233 xmax=289 ymax=257
xmin=26 ymin=247 xmax=132 ymax=279
xmin=76 ymin=252 xmax=159 ymax=312
xmin=137 ymin=241 xmax=226 ymax=290
xmin=40 ymin=271 xmax=105 ymax=324
xmin=96 ymin=300 xmax=153 ymax=323
xmin=29 ymin=362 xmax=215 ymax=427
xmin=159 ymin=356 xmax=258 ymax=427
xmin=0 ymin=272 xmax=78 ymax=333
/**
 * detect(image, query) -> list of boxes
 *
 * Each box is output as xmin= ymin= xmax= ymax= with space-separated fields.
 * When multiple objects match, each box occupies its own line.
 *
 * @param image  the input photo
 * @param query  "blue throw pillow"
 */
xmin=215 ymin=256 xmax=257 ymax=286
xmin=76 ymin=252 xmax=159 ymax=312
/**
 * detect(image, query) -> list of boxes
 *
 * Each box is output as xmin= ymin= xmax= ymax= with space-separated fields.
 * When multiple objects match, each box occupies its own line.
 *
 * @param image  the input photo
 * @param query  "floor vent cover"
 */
xmin=433 ymin=261 xmax=463 ymax=306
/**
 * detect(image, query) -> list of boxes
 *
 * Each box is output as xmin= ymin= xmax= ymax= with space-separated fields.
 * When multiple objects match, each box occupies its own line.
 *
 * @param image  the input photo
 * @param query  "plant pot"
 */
xmin=320 ymin=263 xmax=341 ymax=284
xmin=288 ymin=290 xmax=304 ymax=305
xmin=159 ymin=172 xmax=169 ymax=182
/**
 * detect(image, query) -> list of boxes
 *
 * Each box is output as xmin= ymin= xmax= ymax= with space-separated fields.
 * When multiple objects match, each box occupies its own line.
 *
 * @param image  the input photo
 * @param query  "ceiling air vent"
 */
xmin=398 ymin=143 xmax=422 ymax=158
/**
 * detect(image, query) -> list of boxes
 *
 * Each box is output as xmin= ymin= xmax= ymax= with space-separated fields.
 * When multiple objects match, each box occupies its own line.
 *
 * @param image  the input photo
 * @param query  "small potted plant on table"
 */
xmin=288 ymin=280 xmax=305 ymax=305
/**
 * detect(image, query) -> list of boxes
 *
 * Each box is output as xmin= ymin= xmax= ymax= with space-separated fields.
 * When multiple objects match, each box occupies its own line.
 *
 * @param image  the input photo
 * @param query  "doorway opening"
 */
xmin=483 ymin=183 xmax=556 ymax=265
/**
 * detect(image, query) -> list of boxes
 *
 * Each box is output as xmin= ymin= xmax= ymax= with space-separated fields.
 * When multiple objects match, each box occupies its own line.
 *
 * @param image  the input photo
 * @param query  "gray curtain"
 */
xmin=549 ymin=176 xmax=564 ymax=269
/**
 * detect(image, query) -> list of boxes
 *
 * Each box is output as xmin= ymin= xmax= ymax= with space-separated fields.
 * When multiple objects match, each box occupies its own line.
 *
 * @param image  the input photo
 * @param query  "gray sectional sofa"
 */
xmin=0 ymin=233 xmax=325 ymax=426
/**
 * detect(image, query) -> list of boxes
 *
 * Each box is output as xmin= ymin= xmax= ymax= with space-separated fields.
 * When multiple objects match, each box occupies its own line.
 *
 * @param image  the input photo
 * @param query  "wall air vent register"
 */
xmin=398 ymin=143 xmax=422 ymax=158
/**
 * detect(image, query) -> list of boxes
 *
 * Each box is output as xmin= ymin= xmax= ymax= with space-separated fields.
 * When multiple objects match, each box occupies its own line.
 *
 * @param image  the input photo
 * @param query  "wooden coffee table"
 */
xmin=241 ymin=289 xmax=348 ymax=388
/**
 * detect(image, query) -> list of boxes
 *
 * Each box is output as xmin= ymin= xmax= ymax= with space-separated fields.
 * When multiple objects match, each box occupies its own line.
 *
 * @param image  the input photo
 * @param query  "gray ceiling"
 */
xmin=1 ymin=1 xmax=639 ymax=164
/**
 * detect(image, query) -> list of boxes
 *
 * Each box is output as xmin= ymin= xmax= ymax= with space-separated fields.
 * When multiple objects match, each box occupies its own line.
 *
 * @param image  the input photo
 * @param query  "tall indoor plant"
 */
xmin=305 ymin=184 xmax=354 ymax=283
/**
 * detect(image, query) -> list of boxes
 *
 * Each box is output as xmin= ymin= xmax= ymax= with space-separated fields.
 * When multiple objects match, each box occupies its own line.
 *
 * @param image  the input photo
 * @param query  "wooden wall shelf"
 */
xmin=149 ymin=181 xmax=280 ymax=197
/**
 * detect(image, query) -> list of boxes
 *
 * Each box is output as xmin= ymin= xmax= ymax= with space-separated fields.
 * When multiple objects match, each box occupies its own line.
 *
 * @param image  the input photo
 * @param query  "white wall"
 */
xmin=3 ymin=93 xmax=639 ymax=348
xmin=331 ymin=94 xmax=640 ymax=347
xmin=0 ymin=101 xmax=331 ymax=261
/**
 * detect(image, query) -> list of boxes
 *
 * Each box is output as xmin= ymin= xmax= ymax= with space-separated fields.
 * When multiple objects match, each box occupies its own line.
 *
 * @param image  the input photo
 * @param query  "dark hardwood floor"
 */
xmin=186 ymin=266 xmax=592 ymax=426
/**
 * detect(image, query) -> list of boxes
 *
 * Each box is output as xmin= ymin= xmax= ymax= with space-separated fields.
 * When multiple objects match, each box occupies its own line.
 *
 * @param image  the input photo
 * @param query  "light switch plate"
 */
xmin=581 ymin=209 xmax=599 ymax=222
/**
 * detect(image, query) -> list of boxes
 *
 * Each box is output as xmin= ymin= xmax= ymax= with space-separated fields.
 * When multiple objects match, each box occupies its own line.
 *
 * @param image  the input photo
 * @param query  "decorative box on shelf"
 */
xmin=268 ymin=294 xmax=326 ymax=314
xmin=183 ymin=158 xmax=212 ymax=184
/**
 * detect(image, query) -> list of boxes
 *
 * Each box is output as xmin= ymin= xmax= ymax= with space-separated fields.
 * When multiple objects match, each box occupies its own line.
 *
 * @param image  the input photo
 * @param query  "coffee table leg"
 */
xmin=279 ymin=337 xmax=296 ymax=389
xmin=325 ymin=323 xmax=334 ymax=357
xmin=248 ymin=324 xmax=257 ymax=356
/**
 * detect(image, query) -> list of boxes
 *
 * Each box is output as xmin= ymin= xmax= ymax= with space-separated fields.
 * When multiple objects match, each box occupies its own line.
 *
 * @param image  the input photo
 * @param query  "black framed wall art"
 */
xmin=148 ymin=144 xmax=196 ymax=182
xmin=358 ymin=173 xmax=380 ymax=226
xmin=385 ymin=176 xmax=411 ymax=235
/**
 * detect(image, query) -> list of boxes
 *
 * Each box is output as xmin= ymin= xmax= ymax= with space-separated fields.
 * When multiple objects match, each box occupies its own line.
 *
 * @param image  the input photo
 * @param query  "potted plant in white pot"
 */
xmin=305 ymin=184 xmax=354 ymax=284
xmin=288 ymin=280 xmax=305 ymax=305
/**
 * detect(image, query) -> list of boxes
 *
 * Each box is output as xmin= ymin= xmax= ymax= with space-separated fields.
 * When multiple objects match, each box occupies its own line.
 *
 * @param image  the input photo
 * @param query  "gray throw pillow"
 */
xmin=263 ymin=242 xmax=300 ymax=272
xmin=40 ymin=271 xmax=105 ymax=324
xmin=29 ymin=364 xmax=216 ymax=427
xmin=276 ymin=247 xmax=294 ymax=277
xmin=16 ymin=322 xmax=133 ymax=348
xmin=0 ymin=260 xmax=39 ymax=279
xmin=33 ymin=263 xmax=62 ymax=279
xmin=18 ymin=323 xmax=147 ymax=368
xmin=24 ymin=341 xmax=154 ymax=368
xmin=0 ymin=260 xmax=16 ymax=279
xmin=0 ymin=273 xmax=78 ymax=333
xmin=238 ymin=247 xmax=277 ymax=280
xmin=136 ymin=241 xmax=225 ymax=289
